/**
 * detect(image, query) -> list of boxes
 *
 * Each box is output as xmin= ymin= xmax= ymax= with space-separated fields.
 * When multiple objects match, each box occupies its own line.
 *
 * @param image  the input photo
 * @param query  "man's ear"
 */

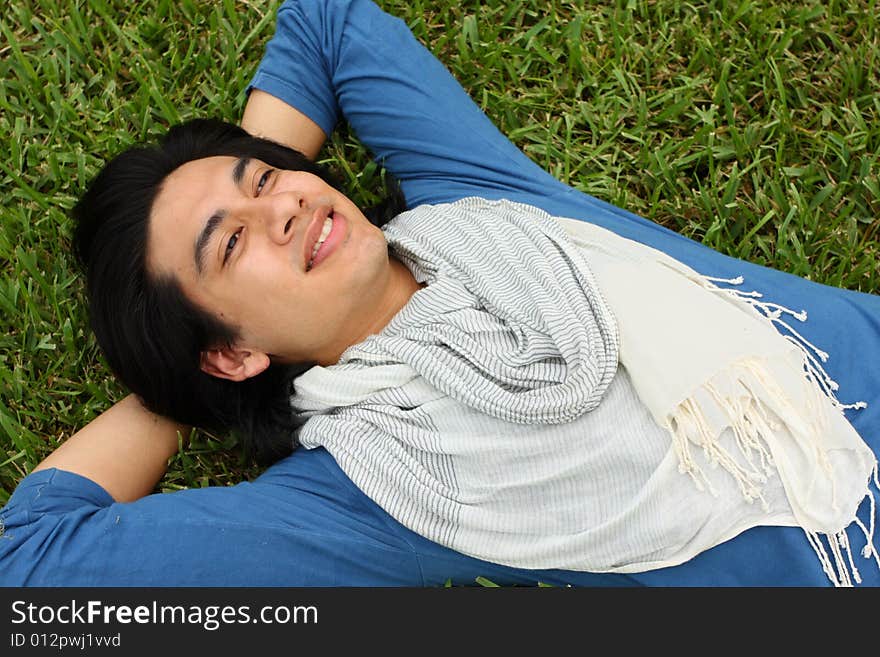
xmin=199 ymin=345 xmax=271 ymax=382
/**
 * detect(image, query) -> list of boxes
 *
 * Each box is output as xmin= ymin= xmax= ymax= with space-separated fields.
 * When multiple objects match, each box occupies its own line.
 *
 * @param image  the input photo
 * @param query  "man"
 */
xmin=2 ymin=0 xmax=877 ymax=586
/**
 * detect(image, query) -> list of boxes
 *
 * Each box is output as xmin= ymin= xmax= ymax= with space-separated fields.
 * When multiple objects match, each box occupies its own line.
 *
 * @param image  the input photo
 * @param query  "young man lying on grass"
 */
xmin=1 ymin=0 xmax=878 ymax=586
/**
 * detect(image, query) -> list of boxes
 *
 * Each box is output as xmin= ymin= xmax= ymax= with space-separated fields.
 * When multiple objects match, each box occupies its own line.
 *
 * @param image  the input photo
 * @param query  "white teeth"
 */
xmin=319 ymin=216 xmax=333 ymax=241
xmin=308 ymin=216 xmax=334 ymax=269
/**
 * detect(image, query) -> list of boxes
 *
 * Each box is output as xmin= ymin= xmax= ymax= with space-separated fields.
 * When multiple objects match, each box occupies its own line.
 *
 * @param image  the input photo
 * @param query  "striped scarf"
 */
xmin=291 ymin=197 xmax=878 ymax=584
xmin=332 ymin=197 xmax=619 ymax=424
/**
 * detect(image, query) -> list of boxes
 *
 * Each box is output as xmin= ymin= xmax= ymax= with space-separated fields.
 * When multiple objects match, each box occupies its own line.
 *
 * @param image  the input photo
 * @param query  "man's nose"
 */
xmin=265 ymin=192 xmax=306 ymax=243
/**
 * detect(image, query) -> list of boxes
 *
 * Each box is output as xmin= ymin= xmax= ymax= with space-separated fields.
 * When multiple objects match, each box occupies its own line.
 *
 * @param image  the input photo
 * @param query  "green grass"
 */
xmin=1 ymin=0 xmax=878 ymax=502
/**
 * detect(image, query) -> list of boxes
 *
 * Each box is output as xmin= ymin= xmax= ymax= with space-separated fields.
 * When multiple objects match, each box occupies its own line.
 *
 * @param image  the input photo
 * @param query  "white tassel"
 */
xmin=806 ymin=531 xmax=843 ymax=587
xmin=828 ymin=531 xmax=853 ymax=586
xmin=697 ymin=271 xmax=878 ymax=586
xmin=838 ymin=530 xmax=862 ymax=584
xmin=698 ymin=273 xmax=868 ymax=412
xmin=853 ymin=466 xmax=880 ymax=567
xmin=667 ymin=380 xmax=780 ymax=511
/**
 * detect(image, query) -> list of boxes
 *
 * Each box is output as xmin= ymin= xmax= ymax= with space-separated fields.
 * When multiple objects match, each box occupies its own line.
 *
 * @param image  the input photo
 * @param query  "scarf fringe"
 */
xmin=667 ymin=376 xmax=778 ymax=512
xmin=670 ymin=273 xmax=878 ymax=586
xmin=806 ymin=465 xmax=879 ymax=587
xmin=701 ymin=275 xmax=868 ymax=412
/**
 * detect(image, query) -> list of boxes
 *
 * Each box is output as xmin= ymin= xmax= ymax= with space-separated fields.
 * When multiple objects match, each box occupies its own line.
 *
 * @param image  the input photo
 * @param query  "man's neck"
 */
xmin=317 ymin=255 xmax=422 ymax=366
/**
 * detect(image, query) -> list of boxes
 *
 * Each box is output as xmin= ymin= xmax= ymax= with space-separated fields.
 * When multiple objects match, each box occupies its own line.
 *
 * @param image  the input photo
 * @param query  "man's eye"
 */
xmin=256 ymin=169 xmax=274 ymax=195
xmin=223 ymin=229 xmax=242 ymax=264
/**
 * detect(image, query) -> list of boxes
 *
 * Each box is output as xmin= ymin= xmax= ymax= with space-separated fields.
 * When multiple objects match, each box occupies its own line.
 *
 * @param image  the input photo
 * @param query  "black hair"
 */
xmin=73 ymin=118 xmax=404 ymax=464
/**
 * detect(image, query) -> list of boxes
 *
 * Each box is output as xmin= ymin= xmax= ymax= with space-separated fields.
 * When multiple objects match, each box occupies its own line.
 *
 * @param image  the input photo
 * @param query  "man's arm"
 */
xmin=32 ymin=395 xmax=187 ymax=503
xmin=241 ymin=0 xmax=566 ymax=209
xmin=241 ymin=88 xmax=326 ymax=160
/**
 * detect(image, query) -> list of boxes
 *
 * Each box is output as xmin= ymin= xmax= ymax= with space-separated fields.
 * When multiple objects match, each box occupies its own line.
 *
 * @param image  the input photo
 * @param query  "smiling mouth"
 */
xmin=306 ymin=212 xmax=334 ymax=271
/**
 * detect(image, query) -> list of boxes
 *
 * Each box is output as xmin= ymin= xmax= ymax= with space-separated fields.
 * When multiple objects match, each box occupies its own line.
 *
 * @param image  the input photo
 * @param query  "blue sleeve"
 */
xmin=247 ymin=0 xmax=567 ymax=208
xmin=0 ymin=450 xmax=428 ymax=586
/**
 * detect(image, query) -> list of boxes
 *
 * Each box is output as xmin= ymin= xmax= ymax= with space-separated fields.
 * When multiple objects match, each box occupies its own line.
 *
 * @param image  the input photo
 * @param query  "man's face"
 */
xmin=147 ymin=156 xmax=392 ymax=369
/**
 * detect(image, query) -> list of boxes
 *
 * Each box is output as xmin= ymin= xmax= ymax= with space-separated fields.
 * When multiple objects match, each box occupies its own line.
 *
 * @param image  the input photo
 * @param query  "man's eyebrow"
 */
xmin=194 ymin=210 xmax=227 ymax=275
xmin=232 ymin=156 xmax=250 ymax=185
xmin=193 ymin=158 xmax=250 ymax=275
